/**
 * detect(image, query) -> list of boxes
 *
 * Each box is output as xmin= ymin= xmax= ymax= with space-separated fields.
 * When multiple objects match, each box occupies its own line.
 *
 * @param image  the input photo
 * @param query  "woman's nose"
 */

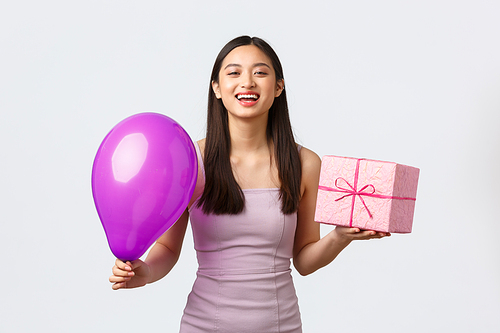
xmin=240 ymin=73 xmax=255 ymax=88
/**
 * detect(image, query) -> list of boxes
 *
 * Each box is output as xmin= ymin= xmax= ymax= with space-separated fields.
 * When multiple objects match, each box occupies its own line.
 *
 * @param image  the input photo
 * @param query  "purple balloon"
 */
xmin=92 ymin=113 xmax=197 ymax=261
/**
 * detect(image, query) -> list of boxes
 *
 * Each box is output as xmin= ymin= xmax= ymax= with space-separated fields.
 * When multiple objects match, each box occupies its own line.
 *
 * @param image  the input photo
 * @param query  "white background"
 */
xmin=1 ymin=1 xmax=499 ymax=332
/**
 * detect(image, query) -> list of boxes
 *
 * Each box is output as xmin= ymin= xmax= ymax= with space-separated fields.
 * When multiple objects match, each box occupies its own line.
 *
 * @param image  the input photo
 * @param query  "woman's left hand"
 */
xmin=333 ymin=226 xmax=390 ymax=241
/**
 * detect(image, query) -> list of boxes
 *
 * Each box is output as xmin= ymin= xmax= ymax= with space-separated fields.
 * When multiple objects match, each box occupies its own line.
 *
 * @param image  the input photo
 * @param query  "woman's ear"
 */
xmin=212 ymin=81 xmax=221 ymax=99
xmin=275 ymin=79 xmax=285 ymax=97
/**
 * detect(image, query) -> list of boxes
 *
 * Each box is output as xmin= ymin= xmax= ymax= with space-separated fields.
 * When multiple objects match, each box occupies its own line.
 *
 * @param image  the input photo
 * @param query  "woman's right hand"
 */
xmin=109 ymin=259 xmax=151 ymax=290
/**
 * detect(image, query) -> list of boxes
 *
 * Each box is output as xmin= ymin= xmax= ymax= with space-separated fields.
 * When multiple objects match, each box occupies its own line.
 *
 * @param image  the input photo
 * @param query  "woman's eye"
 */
xmin=255 ymin=71 xmax=268 ymax=75
xmin=228 ymin=71 xmax=239 ymax=76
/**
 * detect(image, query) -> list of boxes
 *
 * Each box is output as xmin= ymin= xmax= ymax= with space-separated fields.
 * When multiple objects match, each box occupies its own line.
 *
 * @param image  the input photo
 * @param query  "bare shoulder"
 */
xmin=188 ymin=138 xmax=206 ymax=208
xmin=197 ymin=138 xmax=206 ymax=155
xmin=298 ymin=146 xmax=321 ymax=195
xmin=299 ymin=146 xmax=321 ymax=172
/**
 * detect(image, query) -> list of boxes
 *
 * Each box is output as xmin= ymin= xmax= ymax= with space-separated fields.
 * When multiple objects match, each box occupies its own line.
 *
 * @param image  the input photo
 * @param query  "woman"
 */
xmin=109 ymin=36 xmax=389 ymax=332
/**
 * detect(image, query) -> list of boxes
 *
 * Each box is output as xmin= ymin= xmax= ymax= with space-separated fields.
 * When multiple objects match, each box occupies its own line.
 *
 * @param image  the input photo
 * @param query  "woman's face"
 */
xmin=212 ymin=45 xmax=284 ymax=121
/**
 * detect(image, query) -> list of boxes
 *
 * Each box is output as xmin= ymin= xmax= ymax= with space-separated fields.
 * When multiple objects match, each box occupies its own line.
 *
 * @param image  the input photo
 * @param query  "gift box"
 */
xmin=314 ymin=156 xmax=419 ymax=233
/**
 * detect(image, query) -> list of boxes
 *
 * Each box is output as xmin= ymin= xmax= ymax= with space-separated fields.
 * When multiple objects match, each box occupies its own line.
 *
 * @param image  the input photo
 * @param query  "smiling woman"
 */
xmin=109 ymin=36 xmax=390 ymax=333
xmin=213 ymin=50 xmax=283 ymax=115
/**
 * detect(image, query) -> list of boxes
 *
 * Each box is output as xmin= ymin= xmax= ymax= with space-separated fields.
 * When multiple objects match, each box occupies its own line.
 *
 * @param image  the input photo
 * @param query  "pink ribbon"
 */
xmin=318 ymin=158 xmax=416 ymax=227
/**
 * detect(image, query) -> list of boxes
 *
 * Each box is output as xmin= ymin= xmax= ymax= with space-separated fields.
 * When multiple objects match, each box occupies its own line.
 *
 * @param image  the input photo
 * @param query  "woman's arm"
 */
xmin=142 ymin=146 xmax=206 ymax=284
xmin=292 ymin=148 xmax=389 ymax=276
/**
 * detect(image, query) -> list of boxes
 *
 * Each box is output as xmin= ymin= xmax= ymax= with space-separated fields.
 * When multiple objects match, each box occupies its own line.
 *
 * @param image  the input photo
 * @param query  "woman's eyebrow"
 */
xmin=223 ymin=62 xmax=271 ymax=70
xmin=223 ymin=63 xmax=241 ymax=70
xmin=253 ymin=62 xmax=271 ymax=69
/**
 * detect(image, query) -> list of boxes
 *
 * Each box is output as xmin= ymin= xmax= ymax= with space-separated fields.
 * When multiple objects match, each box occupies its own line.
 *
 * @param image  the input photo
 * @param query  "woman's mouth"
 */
xmin=236 ymin=93 xmax=260 ymax=103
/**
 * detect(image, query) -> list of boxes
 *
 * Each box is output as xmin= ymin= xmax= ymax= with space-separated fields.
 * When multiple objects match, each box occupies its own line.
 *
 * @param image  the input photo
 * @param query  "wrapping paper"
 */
xmin=314 ymin=156 xmax=419 ymax=233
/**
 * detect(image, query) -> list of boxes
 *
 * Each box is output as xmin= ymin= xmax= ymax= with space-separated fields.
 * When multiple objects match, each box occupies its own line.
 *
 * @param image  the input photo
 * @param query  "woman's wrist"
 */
xmin=328 ymin=227 xmax=353 ymax=248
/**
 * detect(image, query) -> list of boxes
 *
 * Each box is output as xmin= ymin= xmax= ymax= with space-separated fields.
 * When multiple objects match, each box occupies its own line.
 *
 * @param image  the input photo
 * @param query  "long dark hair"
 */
xmin=197 ymin=36 xmax=301 ymax=215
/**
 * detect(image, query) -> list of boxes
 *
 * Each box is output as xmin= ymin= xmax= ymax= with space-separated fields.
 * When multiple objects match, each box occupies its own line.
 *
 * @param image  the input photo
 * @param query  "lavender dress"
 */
xmin=179 ymin=143 xmax=302 ymax=333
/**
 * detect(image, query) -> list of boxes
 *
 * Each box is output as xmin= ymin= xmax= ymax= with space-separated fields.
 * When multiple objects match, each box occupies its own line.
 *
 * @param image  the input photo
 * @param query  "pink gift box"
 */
xmin=314 ymin=156 xmax=419 ymax=233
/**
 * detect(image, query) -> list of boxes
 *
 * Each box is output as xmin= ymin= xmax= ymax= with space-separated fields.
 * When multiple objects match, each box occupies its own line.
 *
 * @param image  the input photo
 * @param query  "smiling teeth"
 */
xmin=237 ymin=94 xmax=259 ymax=100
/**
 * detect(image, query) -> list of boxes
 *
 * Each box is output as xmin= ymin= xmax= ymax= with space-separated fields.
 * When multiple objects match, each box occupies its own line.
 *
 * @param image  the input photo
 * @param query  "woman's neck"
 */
xmin=228 ymin=115 xmax=270 ymax=155
xmin=227 ymin=115 xmax=278 ymax=189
